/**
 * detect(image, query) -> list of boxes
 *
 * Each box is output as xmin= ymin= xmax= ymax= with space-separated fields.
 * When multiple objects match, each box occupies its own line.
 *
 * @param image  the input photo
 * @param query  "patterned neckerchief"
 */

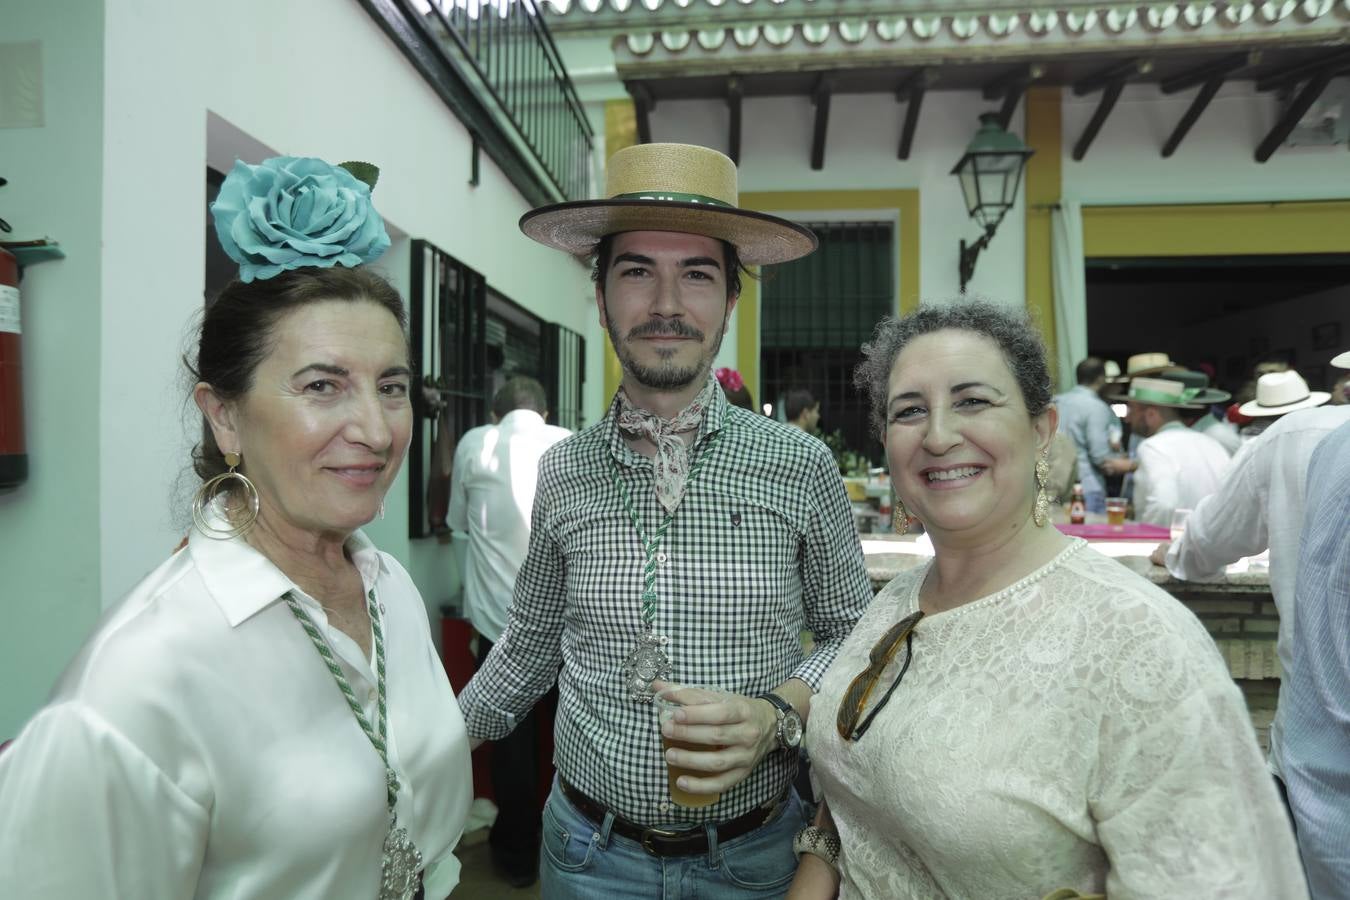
xmin=615 ymin=376 xmax=717 ymax=514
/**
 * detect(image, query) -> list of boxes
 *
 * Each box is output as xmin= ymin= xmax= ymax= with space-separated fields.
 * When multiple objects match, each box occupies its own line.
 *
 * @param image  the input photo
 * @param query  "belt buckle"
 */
xmin=639 ymin=825 xmax=685 ymax=856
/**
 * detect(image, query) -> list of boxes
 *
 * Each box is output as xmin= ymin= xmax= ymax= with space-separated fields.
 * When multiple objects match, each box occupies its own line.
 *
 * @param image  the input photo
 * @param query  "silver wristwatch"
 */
xmin=757 ymin=692 xmax=803 ymax=751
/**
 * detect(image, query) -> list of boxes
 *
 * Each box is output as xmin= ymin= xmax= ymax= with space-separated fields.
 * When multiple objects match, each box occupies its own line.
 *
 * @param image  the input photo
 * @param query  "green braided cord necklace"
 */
xmin=284 ymin=589 xmax=424 ymax=899
xmin=611 ymin=403 xmax=729 ymax=701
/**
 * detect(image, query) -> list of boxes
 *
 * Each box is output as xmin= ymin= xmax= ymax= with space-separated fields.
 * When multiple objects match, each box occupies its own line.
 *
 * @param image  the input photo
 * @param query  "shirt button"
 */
xmin=367 ymin=688 xmax=378 ymax=704
xmin=658 ymin=801 xmax=671 ymax=813
xmin=656 ymin=552 xmax=668 ymax=565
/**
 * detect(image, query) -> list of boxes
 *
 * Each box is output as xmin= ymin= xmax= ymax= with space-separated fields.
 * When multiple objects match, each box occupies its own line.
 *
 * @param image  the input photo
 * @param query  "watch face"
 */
xmin=782 ymin=711 xmax=804 ymax=748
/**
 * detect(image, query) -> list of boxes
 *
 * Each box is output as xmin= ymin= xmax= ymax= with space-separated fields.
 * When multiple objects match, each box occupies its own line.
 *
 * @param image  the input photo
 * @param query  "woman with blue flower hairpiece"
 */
xmin=0 ymin=157 xmax=473 ymax=899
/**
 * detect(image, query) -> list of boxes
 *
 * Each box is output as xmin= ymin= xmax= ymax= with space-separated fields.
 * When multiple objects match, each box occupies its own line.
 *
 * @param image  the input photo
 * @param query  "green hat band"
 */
xmin=1130 ymin=385 xmax=1201 ymax=404
xmin=611 ymin=191 xmax=734 ymax=208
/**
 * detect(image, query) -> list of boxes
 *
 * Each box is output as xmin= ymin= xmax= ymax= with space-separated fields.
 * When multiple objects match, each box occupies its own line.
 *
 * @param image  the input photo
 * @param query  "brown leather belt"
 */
xmin=558 ymin=777 xmax=785 ymax=857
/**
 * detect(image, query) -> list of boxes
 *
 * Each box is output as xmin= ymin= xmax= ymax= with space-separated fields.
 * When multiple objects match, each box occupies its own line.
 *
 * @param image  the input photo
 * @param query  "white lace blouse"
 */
xmin=804 ymin=539 xmax=1307 ymax=899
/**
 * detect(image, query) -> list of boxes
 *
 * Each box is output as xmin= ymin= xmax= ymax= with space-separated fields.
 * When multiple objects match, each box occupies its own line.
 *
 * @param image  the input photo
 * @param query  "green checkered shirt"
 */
xmin=459 ymin=380 xmax=872 ymax=825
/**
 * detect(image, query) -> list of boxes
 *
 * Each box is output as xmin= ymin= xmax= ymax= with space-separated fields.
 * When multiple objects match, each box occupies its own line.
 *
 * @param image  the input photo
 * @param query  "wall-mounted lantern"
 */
xmin=951 ymin=113 xmax=1034 ymax=291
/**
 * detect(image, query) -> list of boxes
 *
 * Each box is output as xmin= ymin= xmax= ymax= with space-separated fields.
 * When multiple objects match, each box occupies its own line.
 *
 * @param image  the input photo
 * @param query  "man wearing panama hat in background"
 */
xmin=458 ymin=143 xmax=872 ymax=897
xmin=1108 ymin=370 xmax=1231 ymax=526
xmin=1282 ymin=348 xmax=1350 ymax=898
xmin=1148 ymin=359 xmax=1347 ymax=820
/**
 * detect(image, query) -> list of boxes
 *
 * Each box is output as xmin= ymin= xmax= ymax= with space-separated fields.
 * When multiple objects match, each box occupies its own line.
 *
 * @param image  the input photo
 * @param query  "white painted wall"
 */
xmin=0 ymin=2 xmax=106 ymax=739
xmin=625 ymin=80 xmax=1350 ymax=312
xmin=646 ymin=92 xmax=1027 ymax=306
xmin=1 ymin=0 xmax=603 ymax=734
xmin=1063 ymin=82 xmax=1349 ymax=204
xmin=97 ymin=0 xmax=601 ymax=603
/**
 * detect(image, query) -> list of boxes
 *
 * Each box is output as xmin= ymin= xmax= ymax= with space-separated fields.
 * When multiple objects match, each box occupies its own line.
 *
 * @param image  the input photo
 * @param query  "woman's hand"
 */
xmin=786 ymin=854 xmax=841 ymax=900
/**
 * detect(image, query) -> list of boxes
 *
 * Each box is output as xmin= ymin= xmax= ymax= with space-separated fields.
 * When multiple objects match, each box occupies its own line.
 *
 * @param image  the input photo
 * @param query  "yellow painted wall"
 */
xmin=1024 ymin=86 xmax=1062 ymax=381
xmin=600 ymin=99 xmax=638 ymax=403
xmin=1083 ymin=201 xmax=1350 ymax=257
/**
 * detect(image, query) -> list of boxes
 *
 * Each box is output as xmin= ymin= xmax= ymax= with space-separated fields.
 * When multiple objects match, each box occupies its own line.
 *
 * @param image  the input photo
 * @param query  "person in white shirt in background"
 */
xmin=1106 ymin=370 xmax=1231 ymax=527
xmin=1149 ymin=365 xmax=1340 ymax=800
xmin=1186 ymin=403 xmax=1242 ymax=454
xmin=1281 ymin=349 xmax=1350 ymax=898
xmin=1101 ymin=352 xmax=1178 ymax=502
xmin=449 ymin=375 xmax=571 ymax=887
xmin=1053 ymin=357 xmax=1118 ymax=514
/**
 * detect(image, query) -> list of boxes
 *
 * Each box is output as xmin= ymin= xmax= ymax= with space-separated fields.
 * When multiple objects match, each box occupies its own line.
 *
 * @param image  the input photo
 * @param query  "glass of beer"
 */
xmin=1105 ymin=497 xmax=1128 ymax=528
xmin=653 ymin=688 xmax=723 ymax=808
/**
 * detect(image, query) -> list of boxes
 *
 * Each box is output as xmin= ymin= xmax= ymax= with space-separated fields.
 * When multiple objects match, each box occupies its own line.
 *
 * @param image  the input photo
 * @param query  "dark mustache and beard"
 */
xmin=608 ymin=315 xmax=726 ymax=391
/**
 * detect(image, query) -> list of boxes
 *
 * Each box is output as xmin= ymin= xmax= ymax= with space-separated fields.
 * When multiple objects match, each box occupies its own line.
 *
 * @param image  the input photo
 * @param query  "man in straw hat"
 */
xmin=458 ymin=143 xmax=872 ymax=896
xmin=1109 ymin=370 xmax=1231 ymax=526
xmin=1282 ymin=348 xmax=1350 ymax=897
xmin=1149 ymin=359 xmax=1347 ymax=810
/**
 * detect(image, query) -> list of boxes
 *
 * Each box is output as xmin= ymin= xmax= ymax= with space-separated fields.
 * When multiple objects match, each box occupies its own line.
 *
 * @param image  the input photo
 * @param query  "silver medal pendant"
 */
xmin=621 ymin=630 xmax=671 ymax=702
xmin=379 ymin=814 xmax=423 ymax=900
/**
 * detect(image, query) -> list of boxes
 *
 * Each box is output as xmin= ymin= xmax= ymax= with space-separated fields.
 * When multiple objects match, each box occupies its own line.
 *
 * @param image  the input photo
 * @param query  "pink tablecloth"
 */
xmin=1055 ymin=522 xmax=1170 ymax=541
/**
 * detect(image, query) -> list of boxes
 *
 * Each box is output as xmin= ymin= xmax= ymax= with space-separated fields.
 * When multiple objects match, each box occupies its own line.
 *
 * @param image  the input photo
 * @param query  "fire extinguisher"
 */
xmin=0 ymin=245 xmax=26 ymax=488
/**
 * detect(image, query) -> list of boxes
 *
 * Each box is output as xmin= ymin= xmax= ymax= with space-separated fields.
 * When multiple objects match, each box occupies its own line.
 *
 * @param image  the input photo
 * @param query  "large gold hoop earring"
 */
xmin=1033 ymin=449 xmax=1051 ymax=528
xmin=192 ymin=451 xmax=260 ymax=540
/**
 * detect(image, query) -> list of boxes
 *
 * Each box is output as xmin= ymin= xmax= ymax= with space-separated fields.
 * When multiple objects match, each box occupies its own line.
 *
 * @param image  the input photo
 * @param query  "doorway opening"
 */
xmin=1085 ymin=254 xmax=1350 ymax=403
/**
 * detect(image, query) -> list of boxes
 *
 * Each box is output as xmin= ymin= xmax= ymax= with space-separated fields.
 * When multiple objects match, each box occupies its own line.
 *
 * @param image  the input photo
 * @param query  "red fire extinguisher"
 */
xmin=0 ymin=246 xmax=26 ymax=488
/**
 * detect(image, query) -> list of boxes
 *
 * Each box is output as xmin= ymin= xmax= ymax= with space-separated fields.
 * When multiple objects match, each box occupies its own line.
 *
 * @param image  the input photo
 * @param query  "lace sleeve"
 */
xmin=1090 ymin=659 xmax=1306 ymax=898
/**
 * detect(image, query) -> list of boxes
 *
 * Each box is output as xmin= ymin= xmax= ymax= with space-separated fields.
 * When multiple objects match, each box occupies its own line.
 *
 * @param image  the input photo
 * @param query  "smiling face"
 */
xmin=884 ymin=329 xmax=1055 ymax=542
xmin=597 ymin=230 xmax=737 ymax=392
xmin=200 ymin=299 xmax=412 ymax=542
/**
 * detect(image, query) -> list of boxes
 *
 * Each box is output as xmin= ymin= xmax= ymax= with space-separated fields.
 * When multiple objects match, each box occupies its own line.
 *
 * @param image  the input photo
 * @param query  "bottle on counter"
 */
xmin=1069 ymin=482 xmax=1086 ymax=525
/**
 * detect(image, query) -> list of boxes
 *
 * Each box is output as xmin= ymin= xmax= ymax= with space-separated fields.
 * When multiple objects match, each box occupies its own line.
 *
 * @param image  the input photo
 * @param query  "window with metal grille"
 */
xmin=410 ymin=240 xmax=489 ymax=538
xmin=409 ymin=239 xmax=586 ymax=537
xmin=761 ymin=221 xmax=894 ymax=466
xmin=541 ymin=323 xmax=586 ymax=432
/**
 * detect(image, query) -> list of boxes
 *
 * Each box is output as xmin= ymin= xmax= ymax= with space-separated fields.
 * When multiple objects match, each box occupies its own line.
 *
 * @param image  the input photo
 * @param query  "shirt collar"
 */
xmin=604 ymin=373 xmax=729 ymax=468
xmin=499 ymin=409 xmax=545 ymax=429
xmin=187 ymin=500 xmax=389 ymax=628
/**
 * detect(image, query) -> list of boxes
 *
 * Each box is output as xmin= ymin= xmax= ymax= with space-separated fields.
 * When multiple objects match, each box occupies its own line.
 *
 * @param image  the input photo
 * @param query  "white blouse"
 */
xmin=805 ymin=540 xmax=1307 ymax=899
xmin=0 ymin=519 xmax=472 ymax=899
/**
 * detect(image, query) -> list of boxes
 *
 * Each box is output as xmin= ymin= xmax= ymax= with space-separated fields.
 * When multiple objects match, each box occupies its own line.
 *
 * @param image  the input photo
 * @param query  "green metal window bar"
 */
xmin=762 ymin=220 xmax=894 ymax=464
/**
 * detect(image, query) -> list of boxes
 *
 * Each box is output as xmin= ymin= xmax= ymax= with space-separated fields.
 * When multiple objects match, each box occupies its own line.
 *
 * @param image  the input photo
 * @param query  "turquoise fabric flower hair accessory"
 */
xmin=211 ymin=156 xmax=391 ymax=283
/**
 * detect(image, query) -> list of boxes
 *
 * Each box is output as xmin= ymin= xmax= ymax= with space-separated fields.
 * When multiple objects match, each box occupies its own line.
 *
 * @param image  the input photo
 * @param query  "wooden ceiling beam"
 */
xmin=1072 ymin=79 xmax=1124 ymax=161
xmin=726 ymin=76 xmax=743 ymax=164
xmin=1071 ymin=59 xmax=1150 ymax=160
xmin=1161 ymin=50 xmax=1260 ymax=94
xmin=981 ymin=64 xmax=1044 ymax=129
xmin=1256 ymin=68 xmax=1335 ymax=162
xmin=895 ymin=68 xmax=935 ymax=160
xmin=628 ymin=82 xmax=654 ymax=144
xmin=1161 ymin=76 xmax=1223 ymax=158
xmin=810 ymin=73 xmax=833 ymax=170
xmin=1073 ymin=58 xmax=1152 ymax=97
xmin=1256 ymin=48 xmax=1350 ymax=93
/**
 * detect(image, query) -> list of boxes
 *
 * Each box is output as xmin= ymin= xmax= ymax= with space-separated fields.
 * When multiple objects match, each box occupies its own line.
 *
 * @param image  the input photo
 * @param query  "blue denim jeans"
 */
xmin=538 ymin=777 xmax=808 ymax=899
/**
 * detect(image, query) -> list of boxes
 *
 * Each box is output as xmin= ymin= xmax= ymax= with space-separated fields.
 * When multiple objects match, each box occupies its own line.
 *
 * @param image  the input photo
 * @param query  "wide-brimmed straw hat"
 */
xmin=519 ymin=143 xmax=817 ymax=265
xmin=1123 ymin=352 xmax=1181 ymax=377
xmin=1237 ymin=370 xmax=1330 ymax=417
xmin=1109 ymin=370 xmax=1229 ymax=409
